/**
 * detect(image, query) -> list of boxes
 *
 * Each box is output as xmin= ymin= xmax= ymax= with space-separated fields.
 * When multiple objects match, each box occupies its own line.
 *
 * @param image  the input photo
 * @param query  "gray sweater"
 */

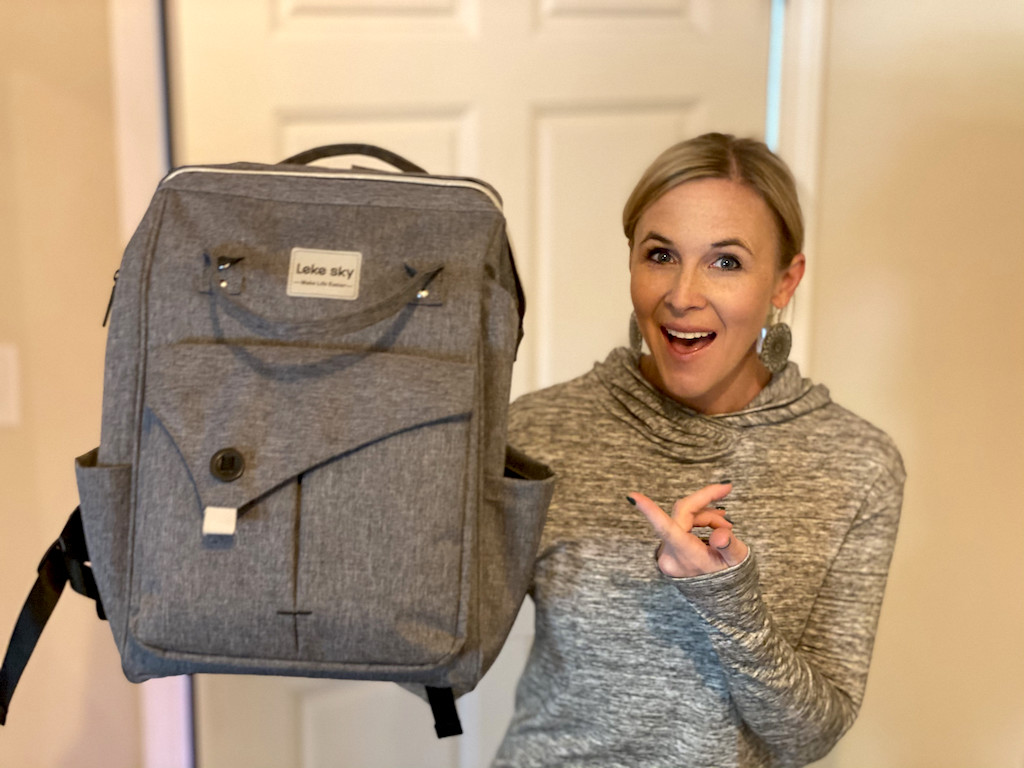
xmin=492 ymin=347 xmax=904 ymax=768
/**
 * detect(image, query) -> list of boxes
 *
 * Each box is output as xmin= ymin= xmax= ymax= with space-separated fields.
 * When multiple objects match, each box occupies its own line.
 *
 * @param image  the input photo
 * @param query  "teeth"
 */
xmin=666 ymin=329 xmax=713 ymax=340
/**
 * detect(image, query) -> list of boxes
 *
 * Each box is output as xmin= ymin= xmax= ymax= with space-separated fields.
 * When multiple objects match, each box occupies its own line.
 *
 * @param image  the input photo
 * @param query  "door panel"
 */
xmin=166 ymin=0 xmax=770 ymax=764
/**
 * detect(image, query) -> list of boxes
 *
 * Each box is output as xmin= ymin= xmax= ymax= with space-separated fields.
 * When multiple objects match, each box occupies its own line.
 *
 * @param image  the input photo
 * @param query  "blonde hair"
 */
xmin=622 ymin=133 xmax=804 ymax=268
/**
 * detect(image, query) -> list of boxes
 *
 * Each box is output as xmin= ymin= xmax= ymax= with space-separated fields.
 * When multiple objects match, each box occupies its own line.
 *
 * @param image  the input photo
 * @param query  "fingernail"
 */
xmin=717 ymin=478 xmax=732 ymax=484
xmin=625 ymin=495 xmax=636 ymax=506
xmin=716 ymin=536 xmax=732 ymax=550
xmin=715 ymin=505 xmax=726 ymax=510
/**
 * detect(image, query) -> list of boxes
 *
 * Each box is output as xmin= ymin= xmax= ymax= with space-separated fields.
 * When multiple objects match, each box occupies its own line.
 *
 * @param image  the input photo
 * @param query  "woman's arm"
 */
xmin=667 ymin=467 xmax=903 ymax=766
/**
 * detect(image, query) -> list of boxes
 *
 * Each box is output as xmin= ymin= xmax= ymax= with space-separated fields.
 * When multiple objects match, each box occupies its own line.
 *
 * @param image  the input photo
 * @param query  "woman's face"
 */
xmin=629 ymin=177 xmax=804 ymax=415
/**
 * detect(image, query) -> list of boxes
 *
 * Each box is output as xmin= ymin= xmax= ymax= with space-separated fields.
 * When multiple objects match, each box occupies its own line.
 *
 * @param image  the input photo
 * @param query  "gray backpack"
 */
xmin=0 ymin=145 xmax=554 ymax=737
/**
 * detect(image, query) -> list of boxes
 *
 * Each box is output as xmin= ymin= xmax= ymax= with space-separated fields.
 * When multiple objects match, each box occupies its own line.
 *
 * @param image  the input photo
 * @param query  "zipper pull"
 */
xmin=102 ymin=269 xmax=120 ymax=327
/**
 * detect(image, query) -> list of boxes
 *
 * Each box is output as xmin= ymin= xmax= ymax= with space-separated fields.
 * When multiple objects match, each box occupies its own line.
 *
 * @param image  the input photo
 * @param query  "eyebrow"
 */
xmin=640 ymin=232 xmax=755 ymax=255
xmin=710 ymin=238 xmax=755 ymax=254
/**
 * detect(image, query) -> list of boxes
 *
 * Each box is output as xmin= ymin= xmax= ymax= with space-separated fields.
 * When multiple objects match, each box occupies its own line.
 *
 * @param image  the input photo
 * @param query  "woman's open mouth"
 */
xmin=664 ymin=327 xmax=716 ymax=354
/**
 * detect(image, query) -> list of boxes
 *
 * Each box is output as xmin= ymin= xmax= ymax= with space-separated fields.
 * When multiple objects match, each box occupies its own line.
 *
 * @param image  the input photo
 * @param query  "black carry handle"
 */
xmin=0 ymin=508 xmax=105 ymax=726
xmin=280 ymin=144 xmax=427 ymax=174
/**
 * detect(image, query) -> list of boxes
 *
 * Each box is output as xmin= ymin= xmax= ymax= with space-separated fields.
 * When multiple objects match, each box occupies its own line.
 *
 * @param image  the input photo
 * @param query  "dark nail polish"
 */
xmin=625 ymin=495 xmax=636 ymax=506
xmin=715 ymin=505 xmax=727 ymax=510
xmin=717 ymin=536 xmax=732 ymax=550
xmin=717 ymin=478 xmax=732 ymax=484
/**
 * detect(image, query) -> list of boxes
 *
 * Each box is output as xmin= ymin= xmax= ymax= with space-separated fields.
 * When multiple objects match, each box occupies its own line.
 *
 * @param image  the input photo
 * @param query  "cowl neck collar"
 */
xmin=591 ymin=347 xmax=831 ymax=463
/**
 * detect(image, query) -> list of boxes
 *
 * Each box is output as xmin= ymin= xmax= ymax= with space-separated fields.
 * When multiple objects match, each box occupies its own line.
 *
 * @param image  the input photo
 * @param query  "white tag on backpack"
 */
xmin=287 ymin=247 xmax=362 ymax=300
xmin=202 ymin=506 xmax=238 ymax=536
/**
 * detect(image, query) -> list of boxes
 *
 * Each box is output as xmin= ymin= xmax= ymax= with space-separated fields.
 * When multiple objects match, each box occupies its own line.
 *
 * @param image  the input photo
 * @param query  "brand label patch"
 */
xmin=287 ymin=248 xmax=362 ymax=300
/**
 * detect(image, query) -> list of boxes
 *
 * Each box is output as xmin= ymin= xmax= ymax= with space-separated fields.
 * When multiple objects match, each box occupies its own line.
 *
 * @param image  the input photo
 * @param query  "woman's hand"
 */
xmin=629 ymin=483 xmax=748 ymax=577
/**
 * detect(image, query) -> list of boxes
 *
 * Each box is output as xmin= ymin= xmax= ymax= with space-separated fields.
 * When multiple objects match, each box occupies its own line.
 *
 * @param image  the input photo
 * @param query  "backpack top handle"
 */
xmin=280 ymin=144 xmax=427 ymax=174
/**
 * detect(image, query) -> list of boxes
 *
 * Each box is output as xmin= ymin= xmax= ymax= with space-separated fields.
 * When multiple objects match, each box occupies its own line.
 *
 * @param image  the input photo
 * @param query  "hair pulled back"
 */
xmin=622 ymin=133 xmax=804 ymax=268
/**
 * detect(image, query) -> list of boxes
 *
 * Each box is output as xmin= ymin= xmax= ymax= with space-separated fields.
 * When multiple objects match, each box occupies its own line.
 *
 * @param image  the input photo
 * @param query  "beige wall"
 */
xmin=0 ymin=0 xmax=141 ymax=765
xmin=808 ymin=1 xmax=1024 ymax=766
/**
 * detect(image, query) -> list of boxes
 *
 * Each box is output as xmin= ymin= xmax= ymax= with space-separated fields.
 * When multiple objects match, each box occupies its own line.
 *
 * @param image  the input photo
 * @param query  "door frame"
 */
xmin=108 ymin=1 xmax=192 ymax=767
xmin=107 ymin=1 xmax=831 ymax=765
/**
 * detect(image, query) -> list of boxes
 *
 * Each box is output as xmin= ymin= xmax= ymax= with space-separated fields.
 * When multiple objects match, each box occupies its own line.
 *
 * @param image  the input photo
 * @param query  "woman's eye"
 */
xmin=712 ymin=254 xmax=741 ymax=270
xmin=647 ymin=248 xmax=673 ymax=264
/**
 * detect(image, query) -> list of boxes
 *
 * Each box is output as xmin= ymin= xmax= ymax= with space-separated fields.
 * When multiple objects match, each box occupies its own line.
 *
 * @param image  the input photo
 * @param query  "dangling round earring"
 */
xmin=629 ymin=312 xmax=643 ymax=354
xmin=758 ymin=307 xmax=791 ymax=374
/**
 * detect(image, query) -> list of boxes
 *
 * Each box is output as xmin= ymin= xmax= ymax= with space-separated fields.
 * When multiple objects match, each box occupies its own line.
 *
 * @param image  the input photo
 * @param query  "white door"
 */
xmin=165 ymin=1 xmax=771 ymax=765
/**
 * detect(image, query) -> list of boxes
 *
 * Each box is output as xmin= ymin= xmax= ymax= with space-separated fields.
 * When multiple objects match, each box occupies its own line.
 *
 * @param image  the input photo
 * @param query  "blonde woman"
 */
xmin=494 ymin=134 xmax=904 ymax=767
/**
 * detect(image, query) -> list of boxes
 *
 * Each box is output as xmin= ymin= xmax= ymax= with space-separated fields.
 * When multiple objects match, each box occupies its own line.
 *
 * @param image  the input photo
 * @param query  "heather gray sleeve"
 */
xmin=670 ymin=465 xmax=904 ymax=767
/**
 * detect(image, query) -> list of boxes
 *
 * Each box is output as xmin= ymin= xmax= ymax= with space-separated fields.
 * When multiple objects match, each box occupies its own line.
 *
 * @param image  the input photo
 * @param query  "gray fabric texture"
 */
xmin=493 ymin=347 xmax=904 ymax=768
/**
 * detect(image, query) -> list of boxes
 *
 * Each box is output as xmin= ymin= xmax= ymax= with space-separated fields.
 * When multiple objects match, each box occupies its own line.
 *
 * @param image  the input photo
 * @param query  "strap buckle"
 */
xmin=38 ymin=508 xmax=105 ymax=620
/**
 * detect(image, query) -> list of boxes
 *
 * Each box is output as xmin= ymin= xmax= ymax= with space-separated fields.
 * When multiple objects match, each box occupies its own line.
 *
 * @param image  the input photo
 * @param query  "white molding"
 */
xmin=139 ymin=677 xmax=195 ymax=768
xmin=775 ymin=0 xmax=830 ymax=377
xmin=108 ymin=0 xmax=169 ymax=245
xmin=107 ymin=2 xmax=189 ymax=767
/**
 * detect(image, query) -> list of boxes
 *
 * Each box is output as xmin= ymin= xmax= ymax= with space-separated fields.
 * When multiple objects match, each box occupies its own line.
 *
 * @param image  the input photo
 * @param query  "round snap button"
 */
xmin=210 ymin=448 xmax=245 ymax=482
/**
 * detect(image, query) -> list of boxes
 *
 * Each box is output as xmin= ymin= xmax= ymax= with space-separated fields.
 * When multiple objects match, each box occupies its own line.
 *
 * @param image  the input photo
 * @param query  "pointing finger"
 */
xmin=626 ymin=493 xmax=675 ymax=541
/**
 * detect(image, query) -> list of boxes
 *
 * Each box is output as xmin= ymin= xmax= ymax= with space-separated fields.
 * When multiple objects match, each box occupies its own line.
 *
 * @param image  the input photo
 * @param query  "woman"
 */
xmin=492 ymin=134 xmax=904 ymax=767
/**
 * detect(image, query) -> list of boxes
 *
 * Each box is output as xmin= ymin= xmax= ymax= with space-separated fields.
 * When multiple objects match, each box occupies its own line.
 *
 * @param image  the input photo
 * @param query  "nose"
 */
xmin=663 ymin=265 xmax=707 ymax=314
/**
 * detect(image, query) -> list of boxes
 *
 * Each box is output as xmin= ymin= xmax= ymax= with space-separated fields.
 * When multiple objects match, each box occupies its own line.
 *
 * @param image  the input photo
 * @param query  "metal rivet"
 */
xmin=417 ymin=289 xmax=429 ymax=299
xmin=210 ymin=448 xmax=245 ymax=482
xmin=219 ymin=280 xmax=228 ymax=289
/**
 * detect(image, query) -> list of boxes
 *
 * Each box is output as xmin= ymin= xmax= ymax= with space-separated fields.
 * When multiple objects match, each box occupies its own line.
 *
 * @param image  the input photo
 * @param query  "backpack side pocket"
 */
xmin=74 ymin=448 xmax=132 ymax=649
xmin=474 ymin=446 xmax=554 ymax=682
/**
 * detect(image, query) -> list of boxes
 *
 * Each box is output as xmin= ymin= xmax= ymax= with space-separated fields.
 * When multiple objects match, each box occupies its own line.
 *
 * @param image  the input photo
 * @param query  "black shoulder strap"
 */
xmin=0 ymin=508 xmax=105 ymax=725
xmin=424 ymin=686 xmax=462 ymax=738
